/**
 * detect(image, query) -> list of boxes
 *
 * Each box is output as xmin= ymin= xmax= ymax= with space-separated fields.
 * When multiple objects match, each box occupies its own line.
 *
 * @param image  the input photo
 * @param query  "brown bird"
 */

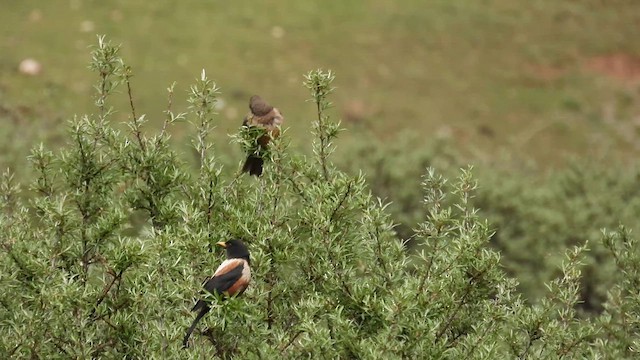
xmin=183 ymin=239 xmax=251 ymax=348
xmin=241 ymin=95 xmax=284 ymax=176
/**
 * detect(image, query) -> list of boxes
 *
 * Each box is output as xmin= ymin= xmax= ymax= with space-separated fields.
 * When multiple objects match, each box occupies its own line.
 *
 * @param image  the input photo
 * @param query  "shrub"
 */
xmin=339 ymin=134 xmax=640 ymax=314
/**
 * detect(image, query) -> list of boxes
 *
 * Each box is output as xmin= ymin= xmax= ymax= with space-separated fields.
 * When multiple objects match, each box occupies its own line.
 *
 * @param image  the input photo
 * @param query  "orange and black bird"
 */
xmin=241 ymin=95 xmax=284 ymax=176
xmin=182 ymin=239 xmax=251 ymax=348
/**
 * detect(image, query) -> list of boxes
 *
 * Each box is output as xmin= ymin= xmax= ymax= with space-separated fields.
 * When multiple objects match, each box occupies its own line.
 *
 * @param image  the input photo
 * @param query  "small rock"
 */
xmin=19 ymin=58 xmax=42 ymax=76
xmin=271 ymin=26 xmax=285 ymax=39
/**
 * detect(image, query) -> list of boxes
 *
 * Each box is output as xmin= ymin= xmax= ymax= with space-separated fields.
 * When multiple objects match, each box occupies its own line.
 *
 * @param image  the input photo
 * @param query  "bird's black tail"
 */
xmin=242 ymin=154 xmax=264 ymax=177
xmin=183 ymin=304 xmax=211 ymax=348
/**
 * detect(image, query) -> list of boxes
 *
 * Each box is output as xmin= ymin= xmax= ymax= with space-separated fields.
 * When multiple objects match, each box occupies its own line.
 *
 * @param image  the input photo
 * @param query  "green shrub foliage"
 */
xmin=1 ymin=37 xmax=639 ymax=359
xmin=340 ymin=134 xmax=640 ymax=314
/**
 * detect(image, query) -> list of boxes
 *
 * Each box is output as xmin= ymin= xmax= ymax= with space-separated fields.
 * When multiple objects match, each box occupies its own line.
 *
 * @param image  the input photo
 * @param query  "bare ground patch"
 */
xmin=584 ymin=53 xmax=640 ymax=85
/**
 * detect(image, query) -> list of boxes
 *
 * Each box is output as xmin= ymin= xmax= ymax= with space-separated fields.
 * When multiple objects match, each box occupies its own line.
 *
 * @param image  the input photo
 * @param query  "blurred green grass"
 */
xmin=1 ymin=0 xmax=640 ymax=167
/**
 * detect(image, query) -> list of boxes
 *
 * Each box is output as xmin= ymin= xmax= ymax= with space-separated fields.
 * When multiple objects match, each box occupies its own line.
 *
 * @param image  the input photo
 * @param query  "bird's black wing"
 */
xmin=184 ymin=260 xmax=249 ymax=347
xmin=203 ymin=262 xmax=245 ymax=296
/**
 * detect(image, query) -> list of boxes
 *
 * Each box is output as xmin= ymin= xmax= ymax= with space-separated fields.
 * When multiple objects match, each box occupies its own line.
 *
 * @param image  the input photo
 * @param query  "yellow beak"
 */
xmin=216 ymin=241 xmax=227 ymax=248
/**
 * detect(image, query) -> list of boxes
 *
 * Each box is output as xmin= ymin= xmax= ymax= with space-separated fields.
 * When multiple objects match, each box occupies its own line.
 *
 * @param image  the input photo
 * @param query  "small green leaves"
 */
xmin=304 ymin=69 xmax=336 ymax=104
xmin=304 ymin=69 xmax=341 ymax=181
xmin=188 ymin=69 xmax=220 ymax=171
xmin=89 ymin=35 xmax=124 ymax=113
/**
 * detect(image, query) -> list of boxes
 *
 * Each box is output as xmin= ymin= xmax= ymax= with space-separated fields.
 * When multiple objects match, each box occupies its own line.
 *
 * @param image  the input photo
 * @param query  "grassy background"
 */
xmin=2 ymin=0 xmax=640 ymax=169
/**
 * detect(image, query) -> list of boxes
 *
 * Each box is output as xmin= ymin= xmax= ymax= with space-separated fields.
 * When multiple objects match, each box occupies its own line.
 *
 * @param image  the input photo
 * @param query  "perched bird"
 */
xmin=183 ymin=239 xmax=252 ymax=348
xmin=241 ymin=95 xmax=284 ymax=176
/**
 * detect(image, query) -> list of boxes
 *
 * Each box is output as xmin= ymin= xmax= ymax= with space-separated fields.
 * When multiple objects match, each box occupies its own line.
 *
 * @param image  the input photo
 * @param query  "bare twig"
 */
xmin=89 ymin=269 xmax=123 ymax=319
xmin=280 ymin=330 xmax=304 ymax=354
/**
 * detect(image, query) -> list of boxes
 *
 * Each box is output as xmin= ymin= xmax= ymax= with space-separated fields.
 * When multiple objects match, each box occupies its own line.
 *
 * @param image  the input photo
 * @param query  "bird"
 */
xmin=182 ymin=239 xmax=252 ymax=348
xmin=241 ymin=95 xmax=284 ymax=176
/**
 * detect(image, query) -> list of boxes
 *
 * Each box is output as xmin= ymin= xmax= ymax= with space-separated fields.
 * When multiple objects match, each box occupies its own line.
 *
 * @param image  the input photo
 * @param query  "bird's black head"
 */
xmin=217 ymin=239 xmax=250 ymax=263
